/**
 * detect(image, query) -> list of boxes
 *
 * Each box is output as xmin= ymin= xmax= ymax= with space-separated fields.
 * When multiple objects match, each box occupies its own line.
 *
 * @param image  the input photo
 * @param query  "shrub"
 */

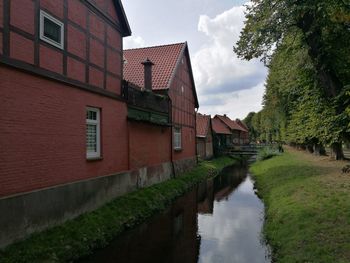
xmin=257 ymin=146 xmax=281 ymax=161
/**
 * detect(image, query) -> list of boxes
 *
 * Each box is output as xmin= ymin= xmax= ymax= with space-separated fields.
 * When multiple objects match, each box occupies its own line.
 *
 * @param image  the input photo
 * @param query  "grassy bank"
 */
xmin=0 ymin=157 xmax=235 ymax=263
xmin=250 ymin=148 xmax=350 ymax=263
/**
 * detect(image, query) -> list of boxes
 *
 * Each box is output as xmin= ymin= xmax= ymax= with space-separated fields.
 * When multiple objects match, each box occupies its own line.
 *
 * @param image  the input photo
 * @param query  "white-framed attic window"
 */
xmin=86 ymin=107 xmax=101 ymax=159
xmin=40 ymin=10 xmax=64 ymax=49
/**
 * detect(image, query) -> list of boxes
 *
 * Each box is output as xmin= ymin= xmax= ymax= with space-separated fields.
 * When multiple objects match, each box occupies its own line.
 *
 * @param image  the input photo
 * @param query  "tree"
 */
xmin=243 ymin=112 xmax=257 ymax=141
xmin=234 ymin=0 xmax=350 ymax=97
xmin=236 ymin=0 xmax=350 ymax=159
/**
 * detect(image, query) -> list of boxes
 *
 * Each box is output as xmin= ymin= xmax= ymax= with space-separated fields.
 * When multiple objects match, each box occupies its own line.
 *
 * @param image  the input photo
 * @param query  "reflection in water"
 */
xmin=198 ymin=167 xmax=270 ymax=263
xmin=79 ymin=165 xmax=270 ymax=263
xmin=79 ymin=189 xmax=200 ymax=263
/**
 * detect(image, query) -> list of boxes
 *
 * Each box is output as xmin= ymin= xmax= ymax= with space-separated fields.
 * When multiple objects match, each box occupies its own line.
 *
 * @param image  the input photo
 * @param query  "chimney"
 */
xmin=141 ymin=58 xmax=154 ymax=91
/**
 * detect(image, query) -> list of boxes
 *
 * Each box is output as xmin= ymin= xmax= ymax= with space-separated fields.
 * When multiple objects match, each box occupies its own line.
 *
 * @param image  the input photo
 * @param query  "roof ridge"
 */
xmin=124 ymin=42 xmax=186 ymax=51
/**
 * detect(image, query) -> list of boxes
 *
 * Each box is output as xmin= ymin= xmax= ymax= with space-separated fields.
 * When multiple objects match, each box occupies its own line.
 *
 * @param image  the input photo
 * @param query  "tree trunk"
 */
xmin=313 ymin=144 xmax=326 ymax=156
xmin=307 ymin=144 xmax=314 ymax=154
xmin=331 ymin=142 xmax=345 ymax=160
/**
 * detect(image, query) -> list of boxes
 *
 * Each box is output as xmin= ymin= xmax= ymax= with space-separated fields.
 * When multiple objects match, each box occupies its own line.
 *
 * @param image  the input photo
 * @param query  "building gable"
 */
xmin=123 ymin=42 xmax=199 ymax=108
xmin=212 ymin=117 xmax=232 ymax=135
xmin=196 ymin=113 xmax=211 ymax=138
xmin=215 ymin=115 xmax=246 ymax=132
xmin=168 ymin=43 xmax=199 ymax=108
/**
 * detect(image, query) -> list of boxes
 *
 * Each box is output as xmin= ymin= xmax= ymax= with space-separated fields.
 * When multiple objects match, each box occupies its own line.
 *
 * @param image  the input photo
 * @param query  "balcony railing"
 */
xmin=122 ymin=81 xmax=170 ymax=126
xmin=122 ymin=81 xmax=170 ymax=114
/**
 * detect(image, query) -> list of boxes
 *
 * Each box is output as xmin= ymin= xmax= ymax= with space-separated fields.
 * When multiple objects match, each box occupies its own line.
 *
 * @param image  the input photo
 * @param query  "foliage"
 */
xmin=237 ymin=0 xmax=350 ymax=158
xmin=256 ymin=146 xmax=281 ymax=161
xmin=0 ymin=157 xmax=235 ymax=263
xmin=250 ymin=150 xmax=350 ymax=262
xmin=243 ymin=112 xmax=258 ymax=141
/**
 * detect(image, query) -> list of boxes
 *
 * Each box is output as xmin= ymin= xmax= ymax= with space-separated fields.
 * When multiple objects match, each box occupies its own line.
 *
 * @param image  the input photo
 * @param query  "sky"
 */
xmin=122 ymin=0 xmax=267 ymax=120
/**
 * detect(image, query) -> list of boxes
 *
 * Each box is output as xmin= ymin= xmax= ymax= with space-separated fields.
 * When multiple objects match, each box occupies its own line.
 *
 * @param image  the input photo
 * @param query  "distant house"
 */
xmin=213 ymin=115 xmax=249 ymax=145
xmin=123 ymin=42 xmax=199 ymax=175
xmin=196 ymin=113 xmax=213 ymax=159
xmin=211 ymin=117 xmax=232 ymax=156
xmin=235 ymin=119 xmax=249 ymax=144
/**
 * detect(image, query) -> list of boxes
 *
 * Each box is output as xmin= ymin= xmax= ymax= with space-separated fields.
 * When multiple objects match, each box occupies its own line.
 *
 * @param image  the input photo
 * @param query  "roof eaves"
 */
xmin=114 ymin=0 xmax=132 ymax=37
xmin=186 ymin=45 xmax=199 ymax=108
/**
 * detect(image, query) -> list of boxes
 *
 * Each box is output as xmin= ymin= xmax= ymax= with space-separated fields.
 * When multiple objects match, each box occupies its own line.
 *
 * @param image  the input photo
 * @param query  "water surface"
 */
xmin=79 ymin=165 xmax=271 ymax=263
xmin=197 ymin=169 xmax=270 ymax=263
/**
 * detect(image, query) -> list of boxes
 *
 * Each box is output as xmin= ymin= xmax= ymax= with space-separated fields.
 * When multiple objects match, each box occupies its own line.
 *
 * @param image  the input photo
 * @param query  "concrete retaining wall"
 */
xmin=173 ymin=157 xmax=197 ymax=176
xmin=0 ymin=162 xmax=173 ymax=249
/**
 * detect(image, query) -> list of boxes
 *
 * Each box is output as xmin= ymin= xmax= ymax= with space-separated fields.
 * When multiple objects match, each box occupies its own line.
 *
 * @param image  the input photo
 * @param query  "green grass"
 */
xmin=0 ymin=157 xmax=235 ymax=263
xmin=250 ymin=151 xmax=350 ymax=263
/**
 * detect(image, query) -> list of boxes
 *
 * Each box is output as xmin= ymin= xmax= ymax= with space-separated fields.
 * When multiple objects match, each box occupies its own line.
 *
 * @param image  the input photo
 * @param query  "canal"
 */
xmin=79 ymin=165 xmax=271 ymax=263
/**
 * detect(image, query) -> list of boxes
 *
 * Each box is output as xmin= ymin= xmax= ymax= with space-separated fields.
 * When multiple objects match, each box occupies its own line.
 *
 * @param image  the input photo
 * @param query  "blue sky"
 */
xmin=122 ymin=0 xmax=266 ymax=119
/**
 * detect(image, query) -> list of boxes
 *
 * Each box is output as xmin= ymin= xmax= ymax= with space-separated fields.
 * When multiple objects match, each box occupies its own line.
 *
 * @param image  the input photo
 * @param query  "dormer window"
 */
xmin=40 ymin=10 xmax=64 ymax=49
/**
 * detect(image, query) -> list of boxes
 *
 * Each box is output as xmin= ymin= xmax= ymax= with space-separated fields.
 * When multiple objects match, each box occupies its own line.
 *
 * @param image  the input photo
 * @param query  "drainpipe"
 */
xmin=169 ymin=96 xmax=175 ymax=178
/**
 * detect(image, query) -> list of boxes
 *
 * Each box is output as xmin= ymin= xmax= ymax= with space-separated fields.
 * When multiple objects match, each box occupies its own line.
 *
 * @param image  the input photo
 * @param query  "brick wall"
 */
xmin=128 ymin=122 xmax=171 ymax=169
xmin=0 ymin=66 xmax=129 ymax=197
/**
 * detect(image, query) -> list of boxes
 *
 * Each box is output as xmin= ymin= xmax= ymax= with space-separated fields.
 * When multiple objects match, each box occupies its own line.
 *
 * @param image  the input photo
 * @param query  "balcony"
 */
xmin=122 ymin=81 xmax=170 ymax=126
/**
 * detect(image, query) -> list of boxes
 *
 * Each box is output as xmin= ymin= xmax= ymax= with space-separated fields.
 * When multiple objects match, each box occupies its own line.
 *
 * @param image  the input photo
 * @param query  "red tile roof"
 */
xmin=196 ymin=113 xmax=211 ymax=137
xmin=235 ymin=119 xmax=249 ymax=132
xmin=212 ymin=117 xmax=232 ymax=135
xmin=215 ymin=115 xmax=246 ymax=132
xmin=124 ymin=43 xmax=185 ymax=90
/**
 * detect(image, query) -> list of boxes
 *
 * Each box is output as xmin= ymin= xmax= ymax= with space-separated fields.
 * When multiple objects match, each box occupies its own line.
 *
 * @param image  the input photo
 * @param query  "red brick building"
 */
xmin=196 ymin=113 xmax=213 ymax=159
xmin=214 ymin=115 xmax=249 ymax=145
xmin=0 ymin=0 xmax=134 ymax=248
xmin=0 ymin=0 xmax=131 ymax=198
xmin=123 ymin=42 xmax=199 ymax=175
xmin=0 ymin=1 xmax=200 ymax=248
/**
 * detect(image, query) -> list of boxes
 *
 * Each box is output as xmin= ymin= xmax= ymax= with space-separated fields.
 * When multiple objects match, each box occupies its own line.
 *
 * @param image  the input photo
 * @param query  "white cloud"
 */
xmin=199 ymin=82 xmax=265 ymax=120
xmin=123 ymin=35 xmax=146 ymax=49
xmin=193 ymin=5 xmax=267 ymax=119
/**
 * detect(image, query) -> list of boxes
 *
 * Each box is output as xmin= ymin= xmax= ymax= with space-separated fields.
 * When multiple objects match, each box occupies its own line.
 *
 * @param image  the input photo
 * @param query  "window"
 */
xmin=86 ymin=107 xmax=101 ymax=159
xmin=40 ymin=10 xmax=64 ymax=49
xmin=174 ymin=127 xmax=181 ymax=150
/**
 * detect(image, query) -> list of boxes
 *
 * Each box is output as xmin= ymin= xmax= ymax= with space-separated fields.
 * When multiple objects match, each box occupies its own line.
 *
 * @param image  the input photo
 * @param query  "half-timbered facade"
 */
xmin=0 ymin=0 xmax=133 ymax=248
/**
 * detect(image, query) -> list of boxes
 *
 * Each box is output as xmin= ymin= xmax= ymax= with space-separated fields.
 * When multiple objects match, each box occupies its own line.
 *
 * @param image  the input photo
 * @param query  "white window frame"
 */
xmin=86 ymin=107 xmax=101 ymax=159
xmin=174 ymin=127 xmax=182 ymax=150
xmin=40 ymin=10 xmax=64 ymax=49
